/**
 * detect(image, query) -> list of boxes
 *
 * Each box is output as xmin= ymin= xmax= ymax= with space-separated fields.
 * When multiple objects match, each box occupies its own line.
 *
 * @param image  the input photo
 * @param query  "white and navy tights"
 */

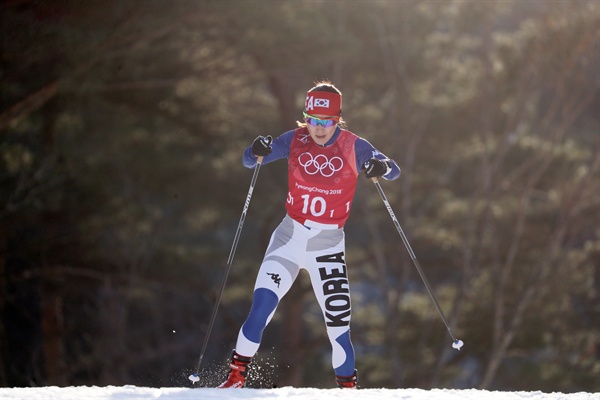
xmin=234 ymin=215 xmax=355 ymax=377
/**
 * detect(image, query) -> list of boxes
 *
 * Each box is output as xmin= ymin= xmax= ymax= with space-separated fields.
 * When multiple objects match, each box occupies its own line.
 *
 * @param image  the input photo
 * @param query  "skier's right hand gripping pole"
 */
xmin=251 ymin=135 xmax=273 ymax=158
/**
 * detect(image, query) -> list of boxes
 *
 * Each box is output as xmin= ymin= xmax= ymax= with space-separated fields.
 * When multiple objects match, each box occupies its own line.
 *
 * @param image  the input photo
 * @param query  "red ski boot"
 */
xmin=218 ymin=351 xmax=252 ymax=388
xmin=336 ymin=369 xmax=358 ymax=389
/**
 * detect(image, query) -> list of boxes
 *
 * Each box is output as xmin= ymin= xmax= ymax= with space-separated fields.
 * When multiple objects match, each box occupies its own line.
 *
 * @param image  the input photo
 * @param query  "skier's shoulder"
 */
xmin=340 ymin=128 xmax=360 ymax=141
xmin=276 ymin=128 xmax=301 ymax=144
xmin=284 ymin=127 xmax=311 ymax=147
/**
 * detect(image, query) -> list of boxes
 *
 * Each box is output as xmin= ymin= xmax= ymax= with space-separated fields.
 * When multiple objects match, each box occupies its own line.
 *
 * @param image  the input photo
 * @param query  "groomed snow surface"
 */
xmin=0 ymin=386 xmax=597 ymax=400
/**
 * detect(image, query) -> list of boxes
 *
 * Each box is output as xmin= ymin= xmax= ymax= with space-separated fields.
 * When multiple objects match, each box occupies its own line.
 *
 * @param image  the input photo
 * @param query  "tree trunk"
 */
xmin=39 ymin=97 xmax=67 ymax=385
xmin=40 ymin=272 xmax=66 ymax=385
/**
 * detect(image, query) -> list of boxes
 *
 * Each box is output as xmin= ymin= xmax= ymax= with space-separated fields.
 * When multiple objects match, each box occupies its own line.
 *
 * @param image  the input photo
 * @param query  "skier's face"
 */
xmin=305 ymin=114 xmax=338 ymax=146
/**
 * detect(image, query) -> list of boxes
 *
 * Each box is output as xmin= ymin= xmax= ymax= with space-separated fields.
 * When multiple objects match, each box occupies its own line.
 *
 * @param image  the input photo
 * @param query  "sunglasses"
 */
xmin=303 ymin=112 xmax=339 ymax=128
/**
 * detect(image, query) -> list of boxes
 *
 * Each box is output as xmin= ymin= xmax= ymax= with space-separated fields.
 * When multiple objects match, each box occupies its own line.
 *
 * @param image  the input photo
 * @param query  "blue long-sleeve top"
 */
xmin=243 ymin=127 xmax=400 ymax=180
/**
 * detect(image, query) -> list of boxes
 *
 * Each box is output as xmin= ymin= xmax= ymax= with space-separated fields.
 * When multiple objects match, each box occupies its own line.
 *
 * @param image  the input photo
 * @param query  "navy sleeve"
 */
xmin=242 ymin=130 xmax=294 ymax=168
xmin=355 ymin=138 xmax=401 ymax=180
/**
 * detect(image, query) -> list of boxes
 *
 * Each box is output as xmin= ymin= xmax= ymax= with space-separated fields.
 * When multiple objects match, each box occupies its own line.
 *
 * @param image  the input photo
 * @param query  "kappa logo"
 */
xmin=267 ymin=272 xmax=281 ymax=288
xmin=306 ymin=96 xmax=330 ymax=111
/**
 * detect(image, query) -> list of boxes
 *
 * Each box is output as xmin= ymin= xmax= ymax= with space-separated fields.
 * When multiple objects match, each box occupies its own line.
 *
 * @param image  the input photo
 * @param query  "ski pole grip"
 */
xmin=364 ymin=161 xmax=379 ymax=183
xmin=257 ymin=156 xmax=264 ymax=165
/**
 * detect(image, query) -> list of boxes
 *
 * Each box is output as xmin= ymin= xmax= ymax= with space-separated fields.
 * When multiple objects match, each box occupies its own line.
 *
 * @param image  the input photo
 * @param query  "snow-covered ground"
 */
xmin=0 ymin=386 xmax=597 ymax=400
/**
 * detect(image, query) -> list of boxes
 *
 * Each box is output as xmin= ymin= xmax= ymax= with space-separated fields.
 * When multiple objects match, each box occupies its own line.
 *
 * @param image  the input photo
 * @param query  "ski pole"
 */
xmin=189 ymin=152 xmax=267 ymax=384
xmin=369 ymin=175 xmax=464 ymax=351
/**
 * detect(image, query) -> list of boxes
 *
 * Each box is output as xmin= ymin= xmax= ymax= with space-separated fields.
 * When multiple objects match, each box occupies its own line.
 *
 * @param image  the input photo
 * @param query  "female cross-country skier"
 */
xmin=219 ymin=81 xmax=400 ymax=389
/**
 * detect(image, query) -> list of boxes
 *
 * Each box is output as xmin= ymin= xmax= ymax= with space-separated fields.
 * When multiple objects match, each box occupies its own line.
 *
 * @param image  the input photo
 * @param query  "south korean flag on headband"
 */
xmin=313 ymin=98 xmax=330 ymax=108
xmin=305 ymin=91 xmax=342 ymax=117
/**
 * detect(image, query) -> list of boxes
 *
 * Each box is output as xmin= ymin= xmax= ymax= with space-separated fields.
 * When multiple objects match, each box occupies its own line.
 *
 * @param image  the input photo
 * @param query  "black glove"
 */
xmin=363 ymin=158 xmax=390 ymax=178
xmin=251 ymin=135 xmax=273 ymax=157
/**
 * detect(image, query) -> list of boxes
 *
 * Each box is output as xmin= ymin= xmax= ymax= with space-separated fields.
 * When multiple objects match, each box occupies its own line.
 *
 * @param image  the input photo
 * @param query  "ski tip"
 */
xmin=452 ymin=339 xmax=464 ymax=351
xmin=188 ymin=373 xmax=200 ymax=383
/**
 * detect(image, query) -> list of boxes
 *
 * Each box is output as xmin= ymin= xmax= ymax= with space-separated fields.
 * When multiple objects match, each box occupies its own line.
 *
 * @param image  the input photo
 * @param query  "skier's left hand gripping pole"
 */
xmin=189 ymin=138 xmax=271 ymax=384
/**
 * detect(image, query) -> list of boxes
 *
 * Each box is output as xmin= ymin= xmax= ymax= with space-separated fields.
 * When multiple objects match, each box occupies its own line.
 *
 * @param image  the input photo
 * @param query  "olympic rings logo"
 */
xmin=298 ymin=152 xmax=343 ymax=177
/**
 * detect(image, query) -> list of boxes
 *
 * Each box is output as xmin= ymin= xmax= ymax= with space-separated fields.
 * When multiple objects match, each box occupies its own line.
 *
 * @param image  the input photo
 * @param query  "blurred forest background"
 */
xmin=0 ymin=0 xmax=598 ymax=392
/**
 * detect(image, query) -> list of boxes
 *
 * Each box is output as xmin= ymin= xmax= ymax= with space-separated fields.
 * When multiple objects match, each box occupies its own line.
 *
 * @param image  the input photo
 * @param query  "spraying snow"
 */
xmin=0 ymin=386 xmax=596 ymax=400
